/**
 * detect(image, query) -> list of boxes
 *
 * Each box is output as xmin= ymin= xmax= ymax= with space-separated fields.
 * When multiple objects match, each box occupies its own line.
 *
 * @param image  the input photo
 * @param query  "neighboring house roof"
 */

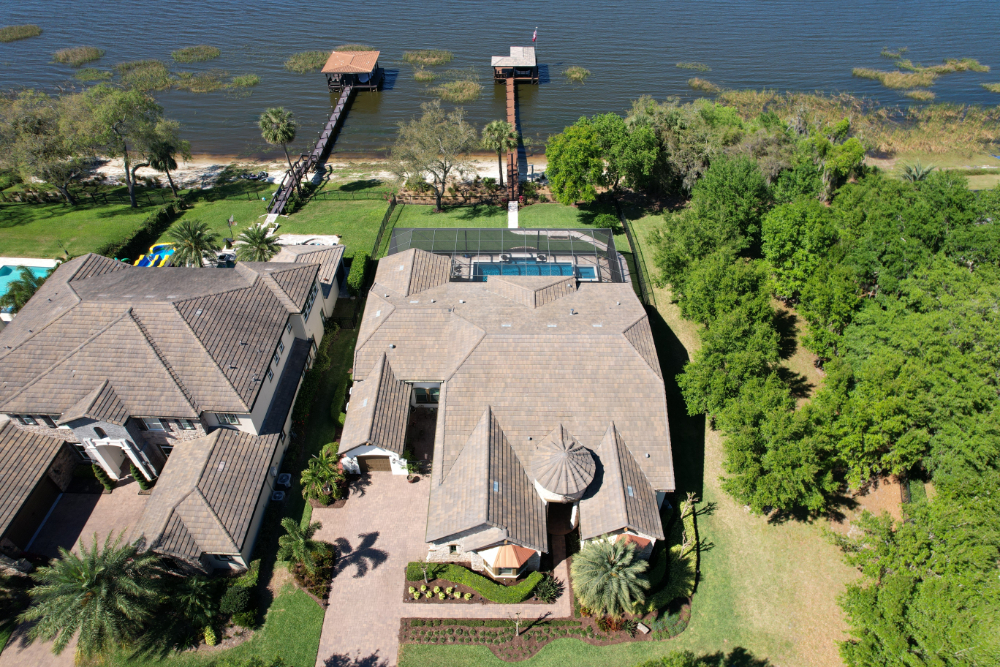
xmin=351 ymin=249 xmax=673 ymax=549
xmin=426 ymin=406 xmax=547 ymax=552
xmin=322 ymin=50 xmax=381 ymax=74
xmin=531 ymin=425 xmax=596 ymax=497
xmin=340 ymin=353 xmax=412 ymax=455
xmin=272 ymin=245 xmax=345 ymax=297
xmin=373 ymin=248 xmax=451 ymax=297
xmin=491 ymin=46 xmax=536 ymax=68
xmin=0 ymin=420 xmax=65 ymax=539
xmin=57 ymin=379 xmax=128 ymax=425
xmin=132 ymin=429 xmax=279 ymax=560
xmin=578 ymin=423 xmax=665 ymax=541
xmin=0 ymin=254 xmax=324 ymax=419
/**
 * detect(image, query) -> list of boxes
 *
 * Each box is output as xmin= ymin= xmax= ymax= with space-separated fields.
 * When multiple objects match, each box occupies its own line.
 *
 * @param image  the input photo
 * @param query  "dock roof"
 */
xmin=491 ymin=46 xmax=536 ymax=68
xmin=322 ymin=50 xmax=381 ymax=74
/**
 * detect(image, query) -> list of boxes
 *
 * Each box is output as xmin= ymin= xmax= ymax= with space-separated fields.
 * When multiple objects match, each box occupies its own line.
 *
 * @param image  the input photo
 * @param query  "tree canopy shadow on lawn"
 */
xmin=323 ymin=649 xmax=390 ymax=667
xmin=332 ymin=531 xmax=389 ymax=579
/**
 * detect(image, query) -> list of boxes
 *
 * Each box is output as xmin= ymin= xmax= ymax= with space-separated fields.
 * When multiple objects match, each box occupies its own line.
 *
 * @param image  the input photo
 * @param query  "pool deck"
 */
xmin=0 ymin=257 xmax=58 ymax=268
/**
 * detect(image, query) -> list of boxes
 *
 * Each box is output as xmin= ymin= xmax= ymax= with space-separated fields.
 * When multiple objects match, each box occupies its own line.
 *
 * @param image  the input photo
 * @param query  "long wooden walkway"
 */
xmin=269 ymin=85 xmax=354 ymax=215
xmin=505 ymin=77 xmax=519 ymax=200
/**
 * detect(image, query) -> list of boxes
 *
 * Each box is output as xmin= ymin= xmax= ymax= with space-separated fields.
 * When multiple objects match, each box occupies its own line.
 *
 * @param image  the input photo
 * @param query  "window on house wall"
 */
xmin=414 ymin=387 xmax=440 ymax=404
xmin=17 ymin=415 xmax=37 ymax=426
xmin=94 ymin=427 xmax=108 ymax=439
xmin=272 ymin=351 xmax=281 ymax=366
xmin=449 ymin=545 xmax=458 ymax=554
xmin=267 ymin=367 xmax=274 ymax=382
xmin=499 ymin=567 xmax=517 ymax=577
xmin=73 ymin=444 xmax=94 ymax=462
xmin=142 ymin=417 xmax=165 ymax=431
xmin=179 ymin=419 xmax=196 ymax=430
xmin=215 ymin=554 xmax=234 ymax=562
xmin=303 ymin=282 xmax=319 ymax=320
xmin=286 ymin=321 xmax=293 ymax=335
xmin=40 ymin=415 xmax=56 ymax=428
xmin=217 ymin=413 xmax=240 ymax=425
xmin=161 ymin=444 xmax=174 ymax=457
xmin=278 ymin=340 xmax=284 ymax=354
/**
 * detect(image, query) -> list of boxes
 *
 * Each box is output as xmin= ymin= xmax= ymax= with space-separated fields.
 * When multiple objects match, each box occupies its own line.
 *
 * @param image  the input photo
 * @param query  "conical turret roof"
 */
xmin=531 ymin=425 xmax=596 ymax=496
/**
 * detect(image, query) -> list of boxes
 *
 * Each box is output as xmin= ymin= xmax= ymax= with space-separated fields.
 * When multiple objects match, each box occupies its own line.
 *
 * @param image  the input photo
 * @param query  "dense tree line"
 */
xmin=547 ymin=101 xmax=1000 ymax=666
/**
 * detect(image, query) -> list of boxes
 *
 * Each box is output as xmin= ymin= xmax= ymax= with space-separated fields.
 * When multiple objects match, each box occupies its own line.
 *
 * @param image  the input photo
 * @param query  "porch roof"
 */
xmin=322 ymin=50 xmax=380 ymax=74
xmin=491 ymin=46 xmax=536 ymax=68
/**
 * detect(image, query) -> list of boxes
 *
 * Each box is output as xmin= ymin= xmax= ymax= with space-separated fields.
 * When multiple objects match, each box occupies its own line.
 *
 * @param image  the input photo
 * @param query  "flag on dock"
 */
xmin=532 ymin=27 xmax=537 ymax=42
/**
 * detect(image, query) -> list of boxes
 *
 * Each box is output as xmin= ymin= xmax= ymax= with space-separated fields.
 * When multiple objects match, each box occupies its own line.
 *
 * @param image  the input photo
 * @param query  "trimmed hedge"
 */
xmin=129 ymin=462 xmax=154 ymax=491
xmin=232 ymin=559 xmax=260 ymax=589
xmin=220 ymin=585 xmax=251 ymax=615
xmin=346 ymin=251 xmax=370 ymax=296
xmin=97 ymin=202 xmax=183 ymax=261
xmin=410 ymin=618 xmax=579 ymax=628
xmin=92 ymin=463 xmax=114 ymax=491
xmin=405 ymin=562 xmax=544 ymax=604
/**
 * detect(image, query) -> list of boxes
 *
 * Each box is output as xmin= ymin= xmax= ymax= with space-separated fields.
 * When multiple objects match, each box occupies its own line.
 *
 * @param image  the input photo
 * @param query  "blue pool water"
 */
xmin=0 ymin=265 xmax=50 ymax=300
xmin=475 ymin=260 xmax=597 ymax=281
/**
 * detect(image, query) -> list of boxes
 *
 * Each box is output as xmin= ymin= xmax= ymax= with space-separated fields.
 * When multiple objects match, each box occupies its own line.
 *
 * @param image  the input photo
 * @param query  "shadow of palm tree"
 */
xmin=333 ymin=532 xmax=388 ymax=578
xmin=323 ymin=650 xmax=390 ymax=667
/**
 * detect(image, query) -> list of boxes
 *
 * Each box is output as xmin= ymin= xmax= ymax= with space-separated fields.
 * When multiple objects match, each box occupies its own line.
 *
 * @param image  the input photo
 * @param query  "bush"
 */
xmin=405 ymin=562 xmax=543 ymax=603
xmin=533 ymin=572 xmax=563 ymax=603
xmin=97 ymin=203 xmax=182 ymax=262
xmin=521 ymin=181 xmax=539 ymax=200
xmin=347 ymin=251 xmax=370 ymax=296
xmin=232 ymin=609 xmax=257 ymax=628
xmin=220 ymin=585 xmax=251 ymax=616
xmin=233 ymin=559 xmax=260 ymax=589
xmin=92 ymin=463 xmax=115 ymax=491
xmin=129 ymin=462 xmax=154 ymax=491
xmin=204 ymin=625 xmax=217 ymax=646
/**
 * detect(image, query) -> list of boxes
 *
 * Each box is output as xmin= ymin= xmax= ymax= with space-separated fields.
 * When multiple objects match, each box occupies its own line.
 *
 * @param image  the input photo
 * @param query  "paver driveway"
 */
xmin=314 ymin=473 xmax=571 ymax=667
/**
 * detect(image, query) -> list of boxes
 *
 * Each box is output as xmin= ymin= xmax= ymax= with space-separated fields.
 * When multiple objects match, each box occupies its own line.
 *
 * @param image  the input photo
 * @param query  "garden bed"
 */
xmin=398 ymin=604 xmax=691 ymax=662
xmin=404 ymin=562 xmax=546 ymax=604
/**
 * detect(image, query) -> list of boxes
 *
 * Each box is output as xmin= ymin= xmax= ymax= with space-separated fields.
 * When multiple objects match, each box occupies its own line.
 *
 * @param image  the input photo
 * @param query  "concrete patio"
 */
xmin=313 ymin=473 xmax=571 ymax=667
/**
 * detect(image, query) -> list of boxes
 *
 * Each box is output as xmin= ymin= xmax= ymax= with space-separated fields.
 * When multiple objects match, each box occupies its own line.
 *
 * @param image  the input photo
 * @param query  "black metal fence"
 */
xmin=0 ymin=189 xmax=178 ymax=208
xmin=615 ymin=200 xmax=656 ymax=307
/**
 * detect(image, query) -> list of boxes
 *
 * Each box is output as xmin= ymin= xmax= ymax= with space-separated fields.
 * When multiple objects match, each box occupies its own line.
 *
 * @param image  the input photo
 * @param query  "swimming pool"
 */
xmin=0 ymin=265 xmax=50 ymax=300
xmin=474 ymin=259 xmax=598 ymax=281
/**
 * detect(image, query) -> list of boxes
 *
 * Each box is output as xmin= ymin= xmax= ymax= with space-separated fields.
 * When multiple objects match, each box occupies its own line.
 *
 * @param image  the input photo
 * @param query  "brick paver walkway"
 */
xmin=314 ymin=474 xmax=571 ymax=667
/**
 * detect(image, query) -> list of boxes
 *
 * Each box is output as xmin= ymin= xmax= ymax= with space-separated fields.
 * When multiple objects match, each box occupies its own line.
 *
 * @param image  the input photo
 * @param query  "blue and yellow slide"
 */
xmin=134 ymin=244 xmax=176 ymax=267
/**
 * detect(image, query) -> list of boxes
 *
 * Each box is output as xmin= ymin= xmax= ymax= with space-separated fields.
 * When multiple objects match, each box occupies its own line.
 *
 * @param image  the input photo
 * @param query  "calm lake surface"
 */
xmin=3 ymin=0 xmax=999 ymax=158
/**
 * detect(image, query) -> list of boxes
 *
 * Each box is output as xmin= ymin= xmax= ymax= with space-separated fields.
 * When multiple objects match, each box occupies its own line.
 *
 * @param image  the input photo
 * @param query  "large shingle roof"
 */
xmin=426 ymin=406 xmax=547 ymax=552
xmin=0 ymin=254 xmax=325 ymax=418
xmin=272 ymin=245 xmax=345 ymax=290
xmin=0 ymin=421 xmax=64 ymax=539
xmin=57 ymin=380 xmax=128 ymax=425
xmin=132 ymin=429 xmax=279 ymax=559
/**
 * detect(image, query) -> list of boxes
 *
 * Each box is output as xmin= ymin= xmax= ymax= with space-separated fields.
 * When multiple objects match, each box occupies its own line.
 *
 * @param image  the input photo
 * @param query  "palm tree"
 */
xmin=0 ymin=266 xmax=47 ymax=314
xmin=481 ymin=120 xmax=519 ymax=188
xmin=259 ymin=107 xmax=301 ymax=196
xmin=300 ymin=448 xmax=345 ymax=503
xmin=571 ymin=538 xmax=650 ymax=617
xmin=18 ymin=532 xmax=162 ymax=656
xmin=236 ymin=224 xmax=281 ymax=262
xmin=147 ymin=141 xmax=181 ymax=196
xmin=277 ymin=517 xmax=327 ymax=573
xmin=901 ymin=162 xmax=936 ymax=182
xmin=168 ymin=219 xmax=219 ymax=267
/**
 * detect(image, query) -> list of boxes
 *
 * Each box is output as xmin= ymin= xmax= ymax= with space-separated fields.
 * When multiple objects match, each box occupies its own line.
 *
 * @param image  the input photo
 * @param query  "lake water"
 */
xmin=3 ymin=0 xmax=999 ymax=158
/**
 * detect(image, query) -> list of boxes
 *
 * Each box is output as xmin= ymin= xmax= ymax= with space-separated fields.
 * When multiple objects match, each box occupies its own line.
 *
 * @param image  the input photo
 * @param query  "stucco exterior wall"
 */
xmin=46 ymin=443 xmax=77 ymax=492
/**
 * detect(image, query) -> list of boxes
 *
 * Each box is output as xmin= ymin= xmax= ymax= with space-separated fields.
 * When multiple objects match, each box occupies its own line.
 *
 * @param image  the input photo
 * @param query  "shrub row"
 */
xmin=97 ymin=202 xmax=182 ymax=261
xmin=346 ymin=251 xmax=370 ymax=296
xmin=409 ymin=618 xmax=580 ymax=628
xmin=405 ymin=562 xmax=544 ymax=603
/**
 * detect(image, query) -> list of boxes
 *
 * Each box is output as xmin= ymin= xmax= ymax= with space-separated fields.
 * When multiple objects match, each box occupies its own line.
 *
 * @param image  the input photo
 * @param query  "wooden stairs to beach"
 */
xmin=269 ymin=85 xmax=354 ymax=215
xmin=505 ymin=76 xmax=520 ymax=200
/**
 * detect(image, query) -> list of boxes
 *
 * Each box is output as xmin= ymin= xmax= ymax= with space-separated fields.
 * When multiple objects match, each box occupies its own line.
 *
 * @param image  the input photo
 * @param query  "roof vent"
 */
xmin=627 ymin=486 xmax=635 ymax=497
xmin=375 ymin=310 xmax=381 ymax=317
xmin=645 ymin=453 xmax=650 ymax=458
xmin=229 ymin=363 xmax=237 ymax=369
xmin=459 ymin=300 xmax=465 ymax=304
xmin=389 ymin=343 xmax=396 ymax=349
xmin=384 ymin=293 xmax=388 ymax=297
xmin=570 ymin=308 xmax=576 ymax=315
xmin=195 ymin=309 xmax=203 ymax=316
xmin=218 ymin=461 xmax=226 ymax=472
xmin=430 ymin=299 xmax=436 ymax=303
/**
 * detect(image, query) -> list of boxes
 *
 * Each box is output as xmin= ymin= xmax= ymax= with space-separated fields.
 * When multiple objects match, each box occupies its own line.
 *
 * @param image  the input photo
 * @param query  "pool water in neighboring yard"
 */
xmin=475 ymin=259 xmax=597 ymax=281
xmin=0 ymin=265 xmax=50 ymax=303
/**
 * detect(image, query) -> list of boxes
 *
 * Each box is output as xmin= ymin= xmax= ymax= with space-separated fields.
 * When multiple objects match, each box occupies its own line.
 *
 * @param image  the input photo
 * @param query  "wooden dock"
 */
xmin=505 ymin=77 xmax=519 ymax=200
xmin=269 ymin=85 xmax=353 ymax=215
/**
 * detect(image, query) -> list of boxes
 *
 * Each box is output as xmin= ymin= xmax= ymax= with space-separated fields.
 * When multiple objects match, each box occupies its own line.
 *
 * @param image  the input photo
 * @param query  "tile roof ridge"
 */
xmin=257 ymin=271 xmax=300 ymax=312
xmin=621 ymin=314 xmax=665 ymax=382
xmin=441 ymin=316 xmax=487 ymax=382
xmin=193 ymin=483 xmax=241 ymax=550
xmin=354 ymin=292 xmax=395 ymax=351
xmin=0 ymin=307 xmax=134 ymax=410
xmin=0 ymin=291 xmax=82 ymax=362
xmin=129 ymin=309 xmax=200 ymax=413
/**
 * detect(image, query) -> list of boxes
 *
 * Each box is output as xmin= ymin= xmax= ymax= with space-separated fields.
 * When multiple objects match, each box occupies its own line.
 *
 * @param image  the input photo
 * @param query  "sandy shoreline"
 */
xmin=95 ymin=153 xmax=550 ymax=190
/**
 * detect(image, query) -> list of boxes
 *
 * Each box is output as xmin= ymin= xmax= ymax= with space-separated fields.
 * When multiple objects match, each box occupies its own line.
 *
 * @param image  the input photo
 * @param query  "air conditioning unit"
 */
xmin=271 ymin=490 xmax=286 ymax=501
xmin=277 ymin=473 xmax=292 ymax=488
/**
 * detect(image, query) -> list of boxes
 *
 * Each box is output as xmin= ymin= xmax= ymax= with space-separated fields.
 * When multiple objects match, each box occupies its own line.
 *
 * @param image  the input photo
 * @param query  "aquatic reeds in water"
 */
xmin=403 ymin=50 xmax=454 ymax=66
xmin=563 ymin=67 xmax=591 ymax=82
xmin=881 ymin=47 xmax=907 ymax=59
xmin=53 ymin=47 xmax=105 ymax=67
xmin=852 ymin=67 xmax=937 ymax=89
xmin=335 ymin=44 xmax=375 ymax=51
xmin=228 ymin=74 xmax=260 ymax=88
xmin=116 ymin=60 xmax=172 ymax=91
xmin=982 ymin=83 xmax=1000 ymax=93
xmin=284 ymin=51 xmax=328 ymax=73
xmin=688 ymin=78 xmax=720 ymax=93
xmin=171 ymin=45 xmax=221 ymax=63
xmin=897 ymin=57 xmax=989 ymax=74
xmin=676 ymin=62 xmax=710 ymax=72
xmin=0 ymin=25 xmax=42 ymax=43
xmin=904 ymin=90 xmax=935 ymax=101
xmin=413 ymin=67 xmax=437 ymax=82
xmin=434 ymin=79 xmax=481 ymax=103
xmin=173 ymin=70 xmax=227 ymax=93
xmin=74 ymin=68 xmax=112 ymax=82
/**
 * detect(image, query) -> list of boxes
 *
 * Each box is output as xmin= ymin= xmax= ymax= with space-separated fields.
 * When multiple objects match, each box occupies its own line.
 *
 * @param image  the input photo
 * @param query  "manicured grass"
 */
xmin=279 ymin=198 xmax=390 ymax=258
xmin=0 ymin=194 xmax=168 ymax=258
xmin=154 ymin=185 xmax=272 ymax=246
xmin=392 ymin=201 xmax=614 ymax=230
